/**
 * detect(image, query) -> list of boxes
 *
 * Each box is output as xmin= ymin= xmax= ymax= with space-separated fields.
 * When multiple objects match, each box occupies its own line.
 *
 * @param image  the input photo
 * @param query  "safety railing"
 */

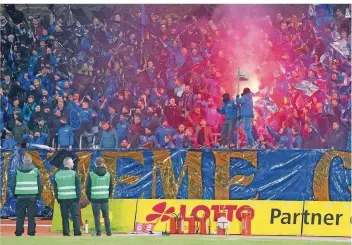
xmin=79 ymin=132 xmax=96 ymax=150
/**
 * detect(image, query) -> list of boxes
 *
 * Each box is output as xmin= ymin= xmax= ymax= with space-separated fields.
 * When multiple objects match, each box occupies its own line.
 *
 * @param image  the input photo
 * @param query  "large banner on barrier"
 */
xmin=51 ymin=199 xmax=352 ymax=237
xmin=0 ymin=150 xmax=351 ymax=217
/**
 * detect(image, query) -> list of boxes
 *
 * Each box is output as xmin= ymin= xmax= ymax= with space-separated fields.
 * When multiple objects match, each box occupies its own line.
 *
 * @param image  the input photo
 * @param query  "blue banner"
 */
xmin=0 ymin=149 xmax=350 ymax=217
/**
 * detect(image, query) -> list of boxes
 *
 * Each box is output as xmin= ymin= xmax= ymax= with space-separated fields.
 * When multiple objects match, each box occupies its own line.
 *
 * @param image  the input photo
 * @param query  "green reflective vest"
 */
xmin=55 ymin=169 xmax=77 ymax=200
xmin=90 ymin=172 xmax=111 ymax=200
xmin=15 ymin=168 xmax=39 ymax=195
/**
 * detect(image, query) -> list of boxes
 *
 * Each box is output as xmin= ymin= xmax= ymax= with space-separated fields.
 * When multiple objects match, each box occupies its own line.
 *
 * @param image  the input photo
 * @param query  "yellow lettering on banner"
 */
xmin=213 ymin=151 xmax=257 ymax=200
xmin=313 ymin=151 xmax=351 ymax=201
xmin=101 ymin=151 xmax=144 ymax=196
xmin=152 ymin=150 xmax=203 ymax=199
xmin=27 ymin=151 xmax=58 ymax=208
xmin=0 ymin=152 xmax=11 ymax=208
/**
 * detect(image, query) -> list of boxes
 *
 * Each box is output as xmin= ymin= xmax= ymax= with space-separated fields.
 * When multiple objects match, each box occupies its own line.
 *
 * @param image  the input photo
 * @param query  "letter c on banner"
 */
xmin=313 ymin=151 xmax=351 ymax=201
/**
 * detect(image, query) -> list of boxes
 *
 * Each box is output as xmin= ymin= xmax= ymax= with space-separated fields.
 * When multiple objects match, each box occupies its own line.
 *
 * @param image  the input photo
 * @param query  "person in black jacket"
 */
xmin=28 ymin=105 xmax=43 ymax=130
xmin=325 ymin=120 xmax=348 ymax=150
xmin=107 ymin=106 xmax=119 ymax=128
xmin=48 ymin=110 xmax=62 ymax=147
xmin=33 ymin=118 xmax=49 ymax=135
xmin=164 ymin=97 xmax=183 ymax=130
xmin=85 ymin=157 xmax=113 ymax=236
xmin=314 ymin=106 xmax=329 ymax=137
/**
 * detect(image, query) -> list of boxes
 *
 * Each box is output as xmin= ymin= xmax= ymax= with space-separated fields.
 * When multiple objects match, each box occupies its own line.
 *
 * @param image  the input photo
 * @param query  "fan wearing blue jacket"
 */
xmin=58 ymin=117 xmax=74 ymax=149
xmin=2 ymin=132 xmax=17 ymax=149
xmin=28 ymin=50 xmax=40 ymax=77
xmin=217 ymin=93 xmax=238 ymax=148
xmin=79 ymin=101 xmax=97 ymax=124
xmin=116 ymin=114 xmax=130 ymax=147
xmin=71 ymin=100 xmax=97 ymax=148
xmin=18 ymin=73 xmax=31 ymax=91
xmin=155 ymin=119 xmax=175 ymax=148
xmin=236 ymin=88 xmax=256 ymax=148
xmin=100 ymin=121 xmax=119 ymax=149
xmin=267 ymin=122 xmax=293 ymax=149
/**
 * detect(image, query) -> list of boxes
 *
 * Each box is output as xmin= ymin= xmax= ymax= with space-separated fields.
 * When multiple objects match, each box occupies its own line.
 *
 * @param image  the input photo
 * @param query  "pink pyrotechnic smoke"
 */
xmin=197 ymin=5 xmax=281 ymax=96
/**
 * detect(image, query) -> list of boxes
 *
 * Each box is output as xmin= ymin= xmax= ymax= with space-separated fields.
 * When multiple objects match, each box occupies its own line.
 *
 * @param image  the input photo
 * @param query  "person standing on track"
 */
xmin=11 ymin=153 xmax=43 ymax=236
xmin=53 ymin=157 xmax=82 ymax=236
xmin=85 ymin=157 xmax=113 ymax=236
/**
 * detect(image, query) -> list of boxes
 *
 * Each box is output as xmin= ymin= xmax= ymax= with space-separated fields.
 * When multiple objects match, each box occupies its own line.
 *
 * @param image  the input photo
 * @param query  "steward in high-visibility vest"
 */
xmin=11 ymin=153 xmax=43 ymax=236
xmin=53 ymin=157 xmax=81 ymax=236
xmin=85 ymin=157 xmax=113 ymax=236
xmin=90 ymin=171 xmax=111 ymax=199
xmin=55 ymin=169 xmax=77 ymax=200
xmin=15 ymin=168 xmax=39 ymax=195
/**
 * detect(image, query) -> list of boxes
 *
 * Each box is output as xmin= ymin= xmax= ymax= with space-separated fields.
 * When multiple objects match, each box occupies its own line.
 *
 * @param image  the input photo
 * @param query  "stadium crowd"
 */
xmin=0 ymin=4 xmax=351 ymax=151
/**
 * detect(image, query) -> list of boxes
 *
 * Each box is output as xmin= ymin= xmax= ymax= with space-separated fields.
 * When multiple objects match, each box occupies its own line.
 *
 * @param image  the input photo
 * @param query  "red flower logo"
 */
xmin=146 ymin=202 xmax=175 ymax=222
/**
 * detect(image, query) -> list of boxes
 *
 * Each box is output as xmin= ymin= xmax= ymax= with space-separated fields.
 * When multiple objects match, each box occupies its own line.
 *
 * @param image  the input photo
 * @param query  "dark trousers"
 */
xmin=221 ymin=119 xmax=237 ymax=146
xmin=91 ymin=202 xmax=111 ymax=235
xmin=59 ymin=200 xmax=81 ymax=236
xmin=48 ymin=129 xmax=58 ymax=147
xmin=15 ymin=197 xmax=37 ymax=236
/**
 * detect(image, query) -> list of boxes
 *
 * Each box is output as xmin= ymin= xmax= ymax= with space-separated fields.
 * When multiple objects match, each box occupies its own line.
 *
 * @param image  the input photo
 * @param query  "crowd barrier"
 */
xmin=51 ymin=199 xmax=351 ymax=237
xmin=0 ymin=149 xmax=351 ymax=219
